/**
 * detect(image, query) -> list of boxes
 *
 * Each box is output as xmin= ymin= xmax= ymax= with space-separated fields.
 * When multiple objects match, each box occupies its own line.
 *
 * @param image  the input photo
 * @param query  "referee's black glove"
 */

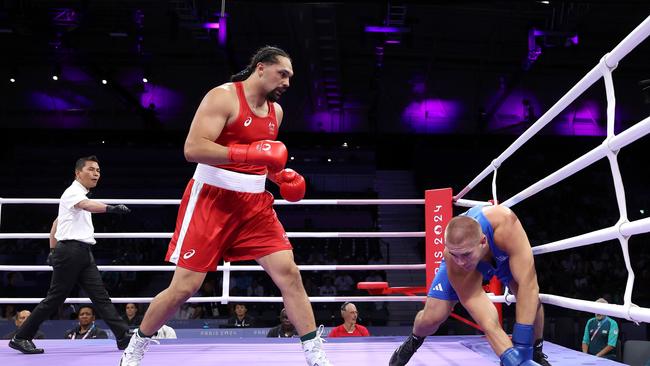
xmin=106 ymin=204 xmax=131 ymax=214
xmin=46 ymin=248 xmax=55 ymax=266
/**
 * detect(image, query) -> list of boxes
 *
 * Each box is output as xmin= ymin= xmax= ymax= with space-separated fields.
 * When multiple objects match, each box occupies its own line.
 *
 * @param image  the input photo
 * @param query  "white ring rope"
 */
xmin=0 ymin=264 xmax=426 ymax=272
xmin=0 ymin=198 xmax=425 ymax=205
xmin=0 ymin=296 xmax=429 ymax=304
xmin=501 ymin=115 xmax=650 ymax=208
xmin=1 ymin=16 xmax=650 ymax=325
xmin=454 ymin=15 xmax=650 ymax=202
xmin=0 ymin=231 xmax=424 ymax=239
xmin=1 ymin=293 xmax=649 ymax=323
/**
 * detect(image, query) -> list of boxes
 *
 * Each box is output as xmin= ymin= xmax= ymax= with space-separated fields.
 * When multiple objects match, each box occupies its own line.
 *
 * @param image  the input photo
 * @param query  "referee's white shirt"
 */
xmin=55 ymin=180 xmax=96 ymax=244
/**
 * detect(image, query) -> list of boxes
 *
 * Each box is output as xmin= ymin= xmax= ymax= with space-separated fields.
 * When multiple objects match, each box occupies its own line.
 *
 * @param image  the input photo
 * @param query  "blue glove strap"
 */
xmin=512 ymin=323 xmax=534 ymax=361
xmin=500 ymin=347 xmax=522 ymax=366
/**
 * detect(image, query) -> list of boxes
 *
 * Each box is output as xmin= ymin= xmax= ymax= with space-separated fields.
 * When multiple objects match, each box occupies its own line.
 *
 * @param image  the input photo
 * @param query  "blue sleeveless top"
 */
xmin=462 ymin=206 xmax=513 ymax=285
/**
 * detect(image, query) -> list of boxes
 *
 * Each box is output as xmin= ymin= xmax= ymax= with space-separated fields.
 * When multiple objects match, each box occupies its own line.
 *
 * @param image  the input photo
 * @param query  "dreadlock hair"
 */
xmin=230 ymin=46 xmax=291 ymax=82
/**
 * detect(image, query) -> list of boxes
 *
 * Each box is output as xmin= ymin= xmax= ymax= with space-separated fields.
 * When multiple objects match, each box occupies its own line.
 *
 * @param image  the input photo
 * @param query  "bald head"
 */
xmin=445 ymin=216 xmax=482 ymax=248
xmin=341 ymin=302 xmax=358 ymax=325
xmin=15 ymin=310 xmax=31 ymax=327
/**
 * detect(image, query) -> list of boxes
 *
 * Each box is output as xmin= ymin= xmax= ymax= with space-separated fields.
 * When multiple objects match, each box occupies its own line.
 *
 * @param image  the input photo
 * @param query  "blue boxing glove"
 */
xmin=500 ymin=347 xmax=541 ymax=366
xmin=512 ymin=323 xmax=535 ymax=361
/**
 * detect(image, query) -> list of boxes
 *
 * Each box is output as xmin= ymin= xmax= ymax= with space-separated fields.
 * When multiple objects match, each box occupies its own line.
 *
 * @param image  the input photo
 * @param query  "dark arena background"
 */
xmin=1 ymin=1 xmax=649 ymax=366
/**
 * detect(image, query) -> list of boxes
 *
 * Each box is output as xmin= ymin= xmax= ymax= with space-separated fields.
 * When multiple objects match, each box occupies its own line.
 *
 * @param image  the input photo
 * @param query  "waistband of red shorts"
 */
xmin=192 ymin=163 xmax=266 ymax=193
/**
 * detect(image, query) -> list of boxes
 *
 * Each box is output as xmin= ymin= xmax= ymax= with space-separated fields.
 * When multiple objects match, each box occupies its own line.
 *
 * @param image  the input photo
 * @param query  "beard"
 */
xmin=267 ymin=88 xmax=285 ymax=102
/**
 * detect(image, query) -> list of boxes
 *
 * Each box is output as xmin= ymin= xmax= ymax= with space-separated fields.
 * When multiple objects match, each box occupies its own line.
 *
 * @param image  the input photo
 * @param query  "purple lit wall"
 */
xmin=401 ymin=98 xmax=462 ymax=133
xmin=490 ymin=89 xmax=543 ymax=130
xmin=304 ymin=108 xmax=365 ymax=133
xmin=551 ymin=100 xmax=606 ymax=136
xmin=140 ymin=83 xmax=185 ymax=118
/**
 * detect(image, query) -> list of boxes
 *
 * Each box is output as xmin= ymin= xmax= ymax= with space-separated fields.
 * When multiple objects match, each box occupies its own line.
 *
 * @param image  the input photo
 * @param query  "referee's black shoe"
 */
xmin=9 ymin=337 xmax=44 ymax=354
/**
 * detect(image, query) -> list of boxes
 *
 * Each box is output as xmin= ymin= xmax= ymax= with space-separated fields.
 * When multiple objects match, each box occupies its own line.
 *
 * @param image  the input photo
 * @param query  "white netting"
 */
xmin=453 ymin=15 xmax=650 ymax=323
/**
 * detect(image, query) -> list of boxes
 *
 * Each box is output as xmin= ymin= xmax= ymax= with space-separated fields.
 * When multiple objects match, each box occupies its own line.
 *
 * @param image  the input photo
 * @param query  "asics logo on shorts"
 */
xmin=243 ymin=117 xmax=253 ymax=127
xmin=431 ymin=283 xmax=444 ymax=292
xmin=183 ymin=249 xmax=196 ymax=259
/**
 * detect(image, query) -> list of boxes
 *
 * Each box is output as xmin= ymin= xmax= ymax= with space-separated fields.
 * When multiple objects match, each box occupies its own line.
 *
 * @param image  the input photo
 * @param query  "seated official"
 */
xmin=64 ymin=306 xmax=108 ymax=340
xmin=267 ymin=308 xmax=298 ymax=338
xmin=2 ymin=310 xmax=45 ymax=340
xmin=328 ymin=302 xmax=370 ymax=338
xmin=581 ymin=298 xmax=619 ymax=360
xmin=226 ymin=303 xmax=255 ymax=327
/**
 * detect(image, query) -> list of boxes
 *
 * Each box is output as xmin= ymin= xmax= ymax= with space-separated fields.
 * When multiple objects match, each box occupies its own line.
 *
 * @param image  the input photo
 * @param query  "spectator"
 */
xmin=318 ymin=277 xmax=337 ymax=296
xmin=2 ymin=310 xmax=46 ymax=340
xmin=1 ymin=304 xmax=16 ymax=321
xmin=123 ymin=303 xmax=143 ymax=328
xmin=64 ymin=306 xmax=108 ymax=340
xmin=581 ymin=298 xmax=619 ymax=360
xmin=172 ymin=303 xmax=194 ymax=320
xmin=368 ymin=254 xmax=384 ymax=265
xmin=267 ymin=309 xmax=297 ymax=338
xmin=334 ymin=274 xmax=355 ymax=295
xmin=247 ymin=279 xmax=265 ymax=297
xmin=328 ymin=302 xmax=370 ymax=338
xmin=196 ymin=278 xmax=221 ymax=318
xmin=307 ymin=252 xmax=324 ymax=265
xmin=227 ymin=304 xmax=254 ymax=327
xmin=364 ymin=271 xmax=383 ymax=283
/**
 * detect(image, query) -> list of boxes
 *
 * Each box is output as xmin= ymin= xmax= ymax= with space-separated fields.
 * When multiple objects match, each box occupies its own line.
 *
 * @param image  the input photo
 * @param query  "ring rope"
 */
xmin=454 ymin=15 xmax=650 ymax=202
xmin=0 ymin=231 xmax=425 ymax=239
xmin=0 ymin=264 xmax=426 ymax=272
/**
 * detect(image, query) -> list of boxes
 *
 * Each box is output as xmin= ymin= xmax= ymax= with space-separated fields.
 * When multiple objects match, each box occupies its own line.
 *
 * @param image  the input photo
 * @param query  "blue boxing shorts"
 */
xmin=427 ymin=260 xmax=459 ymax=301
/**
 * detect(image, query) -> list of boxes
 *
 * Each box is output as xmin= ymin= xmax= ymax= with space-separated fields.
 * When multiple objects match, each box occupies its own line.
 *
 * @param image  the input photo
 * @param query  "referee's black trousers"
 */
xmin=15 ymin=240 xmax=130 ymax=340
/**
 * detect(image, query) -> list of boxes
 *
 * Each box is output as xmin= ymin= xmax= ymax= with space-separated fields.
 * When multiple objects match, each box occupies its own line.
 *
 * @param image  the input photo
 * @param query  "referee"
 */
xmin=9 ymin=155 xmax=133 ymax=354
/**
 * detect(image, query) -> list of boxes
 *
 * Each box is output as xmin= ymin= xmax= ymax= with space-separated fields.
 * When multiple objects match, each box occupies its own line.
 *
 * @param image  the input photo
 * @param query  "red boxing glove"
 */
xmin=271 ymin=169 xmax=306 ymax=202
xmin=228 ymin=140 xmax=288 ymax=172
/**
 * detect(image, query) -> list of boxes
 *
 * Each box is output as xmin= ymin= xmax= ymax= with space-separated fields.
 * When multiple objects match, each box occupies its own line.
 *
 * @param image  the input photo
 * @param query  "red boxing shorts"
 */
xmin=166 ymin=164 xmax=292 ymax=272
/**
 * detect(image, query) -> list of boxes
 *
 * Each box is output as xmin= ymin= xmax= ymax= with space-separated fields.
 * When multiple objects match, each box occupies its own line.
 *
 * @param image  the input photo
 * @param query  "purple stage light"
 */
xmin=364 ymin=26 xmax=409 ymax=33
xmin=218 ymin=17 xmax=227 ymax=46
xmin=203 ymin=22 xmax=220 ymax=29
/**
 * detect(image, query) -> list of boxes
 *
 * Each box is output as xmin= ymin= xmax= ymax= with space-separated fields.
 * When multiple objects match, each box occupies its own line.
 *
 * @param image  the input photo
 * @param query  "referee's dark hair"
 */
xmin=75 ymin=155 xmax=99 ymax=172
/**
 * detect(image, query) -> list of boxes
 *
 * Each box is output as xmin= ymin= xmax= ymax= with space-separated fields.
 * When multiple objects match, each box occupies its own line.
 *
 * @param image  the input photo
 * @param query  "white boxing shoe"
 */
xmin=301 ymin=325 xmax=333 ymax=366
xmin=119 ymin=331 xmax=159 ymax=366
